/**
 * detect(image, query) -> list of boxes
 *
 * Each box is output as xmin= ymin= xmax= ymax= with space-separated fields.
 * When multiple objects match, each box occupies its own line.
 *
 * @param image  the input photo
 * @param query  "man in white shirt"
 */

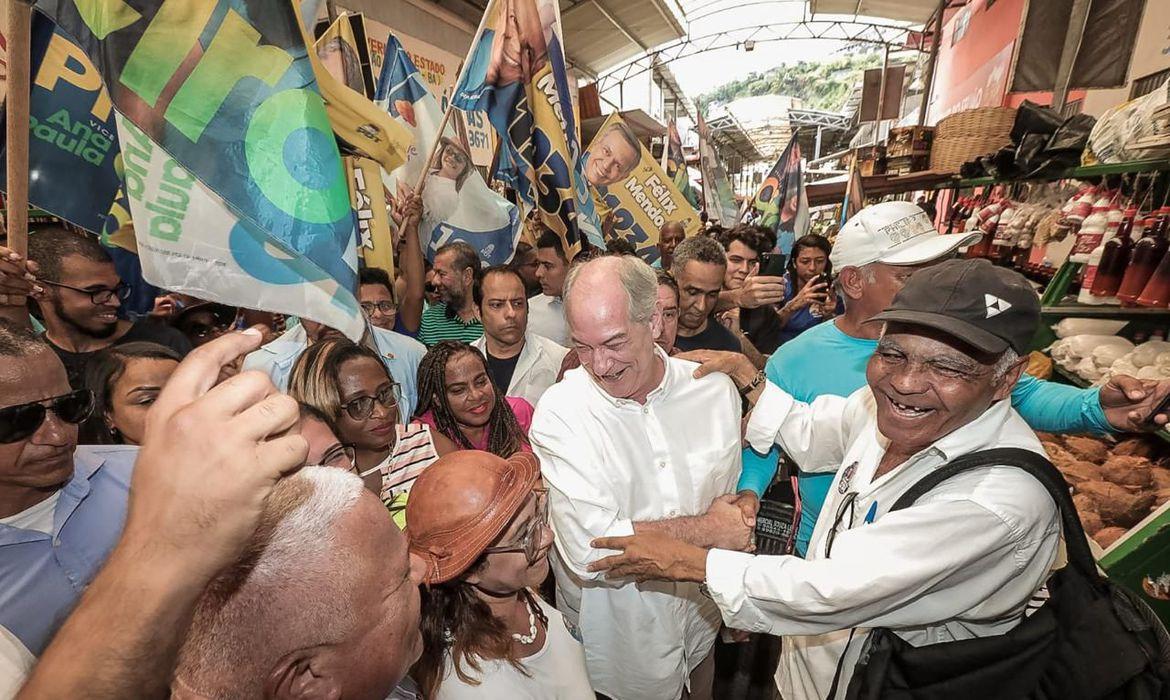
xmin=588 ymin=259 xmax=1064 ymax=699
xmin=528 ymin=230 xmax=571 ymax=345
xmin=530 ymin=255 xmax=755 ymax=700
xmin=471 ymin=266 xmax=568 ymax=407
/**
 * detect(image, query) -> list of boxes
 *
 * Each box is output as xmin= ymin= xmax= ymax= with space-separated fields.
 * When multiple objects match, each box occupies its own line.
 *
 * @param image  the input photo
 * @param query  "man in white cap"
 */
xmin=722 ymin=201 xmax=1170 ymax=557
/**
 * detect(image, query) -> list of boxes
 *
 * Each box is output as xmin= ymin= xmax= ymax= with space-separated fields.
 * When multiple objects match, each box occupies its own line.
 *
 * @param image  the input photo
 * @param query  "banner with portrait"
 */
xmin=752 ymin=134 xmax=809 ymax=256
xmin=696 ymin=111 xmax=738 ymax=227
xmin=586 ymin=113 xmax=701 ymax=264
xmin=451 ymin=0 xmax=603 ymax=257
xmin=376 ymin=33 xmax=519 ymax=266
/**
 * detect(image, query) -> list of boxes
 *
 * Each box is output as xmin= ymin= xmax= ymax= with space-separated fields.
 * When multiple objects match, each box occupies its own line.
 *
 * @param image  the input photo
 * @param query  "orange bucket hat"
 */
xmin=405 ymin=450 xmax=541 ymax=584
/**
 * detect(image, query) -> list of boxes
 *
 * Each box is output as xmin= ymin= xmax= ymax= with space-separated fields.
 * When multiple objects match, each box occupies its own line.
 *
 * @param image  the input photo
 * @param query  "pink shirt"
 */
xmin=416 ymin=396 xmax=534 ymax=454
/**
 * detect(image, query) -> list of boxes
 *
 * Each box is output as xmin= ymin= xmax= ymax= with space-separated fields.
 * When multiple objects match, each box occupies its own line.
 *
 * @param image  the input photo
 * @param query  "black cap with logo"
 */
xmin=869 ymin=258 xmax=1041 ymax=356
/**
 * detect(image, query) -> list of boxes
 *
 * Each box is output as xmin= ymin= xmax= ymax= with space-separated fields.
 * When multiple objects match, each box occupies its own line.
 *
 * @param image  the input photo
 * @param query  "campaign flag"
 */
xmin=344 ymin=155 xmax=395 ymax=273
xmin=696 ymin=112 xmax=738 ymax=227
xmin=315 ymin=14 xmax=372 ymax=98
xmin=586 ymin=113 xmax=700 ymax=264
xmin=752 ymin=134 xmax=809 ymax=255
xmin=0 ymin=15 xmax=120 ymax=232
xmin=376 ymin=33 xmax=520 ymax=265
xmin=38 ymin=0 xmax=370 ymax=339
xmin=451 ymin=0 xmax=602 ymax=258
xmin=663 ymin=119 xmax=697 ymax=208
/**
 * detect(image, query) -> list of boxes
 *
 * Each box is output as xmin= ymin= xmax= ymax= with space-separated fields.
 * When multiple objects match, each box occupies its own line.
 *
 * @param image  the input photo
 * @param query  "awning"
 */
xmin=581 ymin=109 xmax=666 ymax=145
xmin=809 ymin=0 xmax=939 ymax=25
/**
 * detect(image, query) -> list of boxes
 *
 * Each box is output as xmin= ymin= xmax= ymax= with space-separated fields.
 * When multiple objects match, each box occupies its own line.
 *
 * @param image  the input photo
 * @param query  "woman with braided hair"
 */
xmin=414 ymin=340 xmax=534 ymax=457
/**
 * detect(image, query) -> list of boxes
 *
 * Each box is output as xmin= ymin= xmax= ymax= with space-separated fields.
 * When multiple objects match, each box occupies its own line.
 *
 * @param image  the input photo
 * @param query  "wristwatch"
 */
xmin=740 ymin=370 xmax=767 ymax=396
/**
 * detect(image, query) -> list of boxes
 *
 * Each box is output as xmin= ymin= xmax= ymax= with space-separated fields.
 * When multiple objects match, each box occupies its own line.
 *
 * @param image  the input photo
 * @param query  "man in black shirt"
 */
xmin=28 ymin=227 xmax=191 ymax=388
xmin=671 ymin=236 xmax=743 ymax=353
xmin=471 ymin=266 xmax=568 ymax=406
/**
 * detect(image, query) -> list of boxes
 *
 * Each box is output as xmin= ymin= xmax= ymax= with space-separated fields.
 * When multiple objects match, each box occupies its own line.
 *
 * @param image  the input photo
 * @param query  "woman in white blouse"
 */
xmin=406 ymin=450 xmax=594 ymax=699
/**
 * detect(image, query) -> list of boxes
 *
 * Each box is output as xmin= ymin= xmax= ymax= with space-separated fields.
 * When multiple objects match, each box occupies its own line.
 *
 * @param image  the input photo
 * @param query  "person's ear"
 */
xmin=837 ymin=267 xmax=865 ymax=301
xmin=649 ymin=299 xmax=664 ymax=338
xmin=409 ymin=552 xmax=428 ymax=586
xmin=992 ymin=356 xmax=1028 ymax=402
xmin=265 ymin=651 xmax=342 ymax=700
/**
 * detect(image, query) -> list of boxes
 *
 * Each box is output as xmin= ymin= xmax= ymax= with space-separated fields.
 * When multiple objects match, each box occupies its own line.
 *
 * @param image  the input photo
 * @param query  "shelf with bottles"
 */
xmin=1041 ymin=303 xmax=1170 ymax=318
xmin=951 ymin=159 xmax=1170 ymax=190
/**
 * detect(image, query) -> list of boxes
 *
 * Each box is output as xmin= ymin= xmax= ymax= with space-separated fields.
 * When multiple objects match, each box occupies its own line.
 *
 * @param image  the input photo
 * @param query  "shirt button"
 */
xmin=668 ymin=510 xmax=678 ymax=517
xmin=642 ymin=407 xmax=649 ymax=415
xmin=658 ymin=461 xmax=666 ymax=469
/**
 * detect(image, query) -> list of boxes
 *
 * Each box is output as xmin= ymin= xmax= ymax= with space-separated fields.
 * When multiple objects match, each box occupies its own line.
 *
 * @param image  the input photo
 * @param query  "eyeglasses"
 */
xmin=824 ymin=490 xmax=858 ymax=559
xmin=40 ymin=280 xmax=131 ymax=305
xmin=0 ymin=390 xmax=94 ymax=444
xmin=341 ymin=385 xmax=399 ymax=421
xmin=320 ymin=443 xmax=356 ymax=470
xmin=484 ymin=489 xmax=550 ymax=564
xmin=360 ymin=301 xmax=397 ymax=316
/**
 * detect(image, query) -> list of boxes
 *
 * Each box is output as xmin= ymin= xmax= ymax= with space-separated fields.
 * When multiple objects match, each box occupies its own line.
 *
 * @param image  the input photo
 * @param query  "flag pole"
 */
xmin=5 ymin=0 xmax=33 ymax=257
xmin=413 ymin=0 xmax=498 ymax=195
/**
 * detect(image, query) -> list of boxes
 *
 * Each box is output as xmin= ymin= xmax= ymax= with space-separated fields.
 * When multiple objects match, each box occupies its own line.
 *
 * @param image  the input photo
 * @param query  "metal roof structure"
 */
xmin=809 ymin=0 xmax=940 ymax=25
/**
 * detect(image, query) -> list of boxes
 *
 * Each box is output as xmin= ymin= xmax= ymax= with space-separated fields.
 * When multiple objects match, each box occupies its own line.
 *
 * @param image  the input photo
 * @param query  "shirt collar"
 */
xmin=587 ymin=346 xmax=673 ymax=409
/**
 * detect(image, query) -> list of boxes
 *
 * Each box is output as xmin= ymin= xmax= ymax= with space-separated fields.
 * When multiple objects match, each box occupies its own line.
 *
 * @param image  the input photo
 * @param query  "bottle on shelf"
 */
xmin=1069 ymin=199 xmax=1109 ymax=263
xmin=1120 ymin=207 xmax=1170 ymax=305
xmin=1090 ymin=206 xmax=1136 ymax=299
xmin=1079 ymin=212 xmax=1123 ymax=305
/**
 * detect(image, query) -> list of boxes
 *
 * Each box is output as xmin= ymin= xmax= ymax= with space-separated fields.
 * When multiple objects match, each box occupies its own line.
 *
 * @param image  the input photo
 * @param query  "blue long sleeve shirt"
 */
xmin=739 ymin=320 xmax=1110 ymax=556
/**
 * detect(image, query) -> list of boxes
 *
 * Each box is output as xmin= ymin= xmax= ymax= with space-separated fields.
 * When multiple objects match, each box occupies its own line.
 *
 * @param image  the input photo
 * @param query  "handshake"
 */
xmin=697 ymin=491 xmax=759 ymax=553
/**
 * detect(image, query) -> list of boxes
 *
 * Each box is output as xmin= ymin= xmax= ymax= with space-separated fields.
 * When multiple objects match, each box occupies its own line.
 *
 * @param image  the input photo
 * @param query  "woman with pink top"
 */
xmin=414 ymin=340 xmax=534 ymax=457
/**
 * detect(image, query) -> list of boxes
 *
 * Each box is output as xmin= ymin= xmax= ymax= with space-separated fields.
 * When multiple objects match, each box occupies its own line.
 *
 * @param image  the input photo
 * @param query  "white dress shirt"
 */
xmin=705 ymin=383 xmax=1060 ymax=700
xmin=531 ymin=350 xmax=742 ymax=700
xmin=527 ymin=294 xmax=570 ymax=346
xmin=0 ymin=625 xmax=32 ymax=699
xmin=473 ymin=332 xmax=569 ymax=408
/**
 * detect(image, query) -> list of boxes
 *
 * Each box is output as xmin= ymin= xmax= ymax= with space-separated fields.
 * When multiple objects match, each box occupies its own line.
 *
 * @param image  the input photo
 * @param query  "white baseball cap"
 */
xmin=829 ymin=201 xmax=981 ymax=270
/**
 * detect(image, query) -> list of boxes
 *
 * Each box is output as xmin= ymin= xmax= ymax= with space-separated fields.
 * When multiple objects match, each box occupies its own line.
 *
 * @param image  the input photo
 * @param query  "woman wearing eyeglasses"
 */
xmin=407 ymin=450 xmax=593 ymax=700
xmin=288 ymin=339 xmax=445 ymax=522
xmin=80 ymin=342 xmax=182 ymax=445
xmin=415 ymin=341 xmax=533 ymax=458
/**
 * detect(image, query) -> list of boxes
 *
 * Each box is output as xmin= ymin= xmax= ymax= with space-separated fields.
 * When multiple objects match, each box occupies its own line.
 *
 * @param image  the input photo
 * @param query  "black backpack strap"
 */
xmin=889 ymin=447 xmax=1097 ymax=580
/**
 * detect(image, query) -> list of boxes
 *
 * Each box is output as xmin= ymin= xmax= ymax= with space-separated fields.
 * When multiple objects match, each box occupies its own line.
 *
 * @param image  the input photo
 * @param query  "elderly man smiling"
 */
xmin=589 ymin=259 xmax=1064 ymax=699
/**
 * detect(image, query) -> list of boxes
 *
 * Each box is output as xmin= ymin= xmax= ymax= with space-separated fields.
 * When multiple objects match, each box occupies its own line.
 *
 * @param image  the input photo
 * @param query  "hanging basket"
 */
xmin=935 ymin=106 xmax=1017 ymax=140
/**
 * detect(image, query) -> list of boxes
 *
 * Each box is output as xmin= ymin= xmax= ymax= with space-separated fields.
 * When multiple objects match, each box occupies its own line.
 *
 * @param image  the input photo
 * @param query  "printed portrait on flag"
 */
xmin=452 ymin=0 xmax=603 ymax=257
xmin=376 ymin=34 xmax=519 ymax=265
xmin=752 ymin=134 xmax=809 ymax=255
xmin=586 ymin=114 xmax=700 ymax=264
xmin=583 ymin=121 xmax=640 ymax=189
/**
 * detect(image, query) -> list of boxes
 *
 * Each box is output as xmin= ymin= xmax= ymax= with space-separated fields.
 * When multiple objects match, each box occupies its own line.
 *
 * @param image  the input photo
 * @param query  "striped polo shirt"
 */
xmin=378 ymin=422 xmax=442 ymax=528
xmin=417 ymin=302 xmax=484 ymax=346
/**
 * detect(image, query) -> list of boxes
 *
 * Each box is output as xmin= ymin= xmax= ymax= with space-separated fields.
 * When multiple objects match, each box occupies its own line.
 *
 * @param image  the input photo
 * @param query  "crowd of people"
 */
xmin=4 ymin=197 xmax=1170 ymax=700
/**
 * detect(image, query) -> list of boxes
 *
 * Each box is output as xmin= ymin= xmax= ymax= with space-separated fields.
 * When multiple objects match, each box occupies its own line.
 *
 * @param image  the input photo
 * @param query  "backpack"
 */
xmin=837 ymin=447 xmax=1170 ymax=700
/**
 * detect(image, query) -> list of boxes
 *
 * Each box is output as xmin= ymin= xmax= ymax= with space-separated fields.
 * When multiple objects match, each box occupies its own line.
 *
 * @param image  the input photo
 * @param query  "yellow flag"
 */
xmin=307 ymin=14 xmax=413 ymax=173
xmin=585 ymin=113 xmax=701 ymax=264
xmin=346 ymin=155 xmax=395 ymax=274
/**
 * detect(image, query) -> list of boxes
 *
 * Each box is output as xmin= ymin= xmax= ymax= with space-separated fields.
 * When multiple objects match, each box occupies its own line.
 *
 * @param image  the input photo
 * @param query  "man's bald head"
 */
xmin=175 ymin=468 xmax=423 ymax=700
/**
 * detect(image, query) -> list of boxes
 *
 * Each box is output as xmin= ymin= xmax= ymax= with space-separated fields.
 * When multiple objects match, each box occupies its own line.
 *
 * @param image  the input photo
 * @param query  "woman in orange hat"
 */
xmin=407 ymin=451 xmax=593 ymax=699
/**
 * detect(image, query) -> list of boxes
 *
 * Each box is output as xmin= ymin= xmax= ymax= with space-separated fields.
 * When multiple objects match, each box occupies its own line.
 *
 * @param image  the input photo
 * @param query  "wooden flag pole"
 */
xmin=5 ymin=0 xmax=33 ymax=256
xmin=413 ymin=0 xmax=498 ymax=196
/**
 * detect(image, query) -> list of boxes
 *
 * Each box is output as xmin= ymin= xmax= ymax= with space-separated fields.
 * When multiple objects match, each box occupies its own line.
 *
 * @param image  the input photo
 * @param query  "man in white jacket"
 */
xmin=472 ymin=266 xmax=568 ymax=407
xmin=588 ymin=259 xmax=1063 ymax=699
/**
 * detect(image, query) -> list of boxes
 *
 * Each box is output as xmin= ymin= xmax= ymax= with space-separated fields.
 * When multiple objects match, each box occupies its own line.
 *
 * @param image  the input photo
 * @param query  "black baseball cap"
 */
xmin=868 ymin=258 xmax=1040 ymax=356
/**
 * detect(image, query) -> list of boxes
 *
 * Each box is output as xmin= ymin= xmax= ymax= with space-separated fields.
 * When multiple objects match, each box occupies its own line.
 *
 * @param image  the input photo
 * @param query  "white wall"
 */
xmin=1081 ymin=0 xmax=1170 ymax=116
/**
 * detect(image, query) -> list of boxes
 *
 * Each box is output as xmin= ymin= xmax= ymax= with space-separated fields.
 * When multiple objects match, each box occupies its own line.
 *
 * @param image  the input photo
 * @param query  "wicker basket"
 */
xmin=930 ymin=135 xmax=1013 ymax=172
xmin=929 ymin=107 xmax=1016 ymax=172
xmin=935 ymin=107 xmax=1017 ymax=139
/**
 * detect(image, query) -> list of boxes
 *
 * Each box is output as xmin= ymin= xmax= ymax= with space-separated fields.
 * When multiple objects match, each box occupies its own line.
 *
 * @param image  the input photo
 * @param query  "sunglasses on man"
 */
xmin=0 ymin=390 xmax=95 ymax=444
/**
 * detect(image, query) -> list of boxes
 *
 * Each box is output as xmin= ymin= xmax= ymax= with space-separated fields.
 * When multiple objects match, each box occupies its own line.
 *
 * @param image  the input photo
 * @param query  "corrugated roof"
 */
xmin=809 ymin=0 xmax=939 ymax=25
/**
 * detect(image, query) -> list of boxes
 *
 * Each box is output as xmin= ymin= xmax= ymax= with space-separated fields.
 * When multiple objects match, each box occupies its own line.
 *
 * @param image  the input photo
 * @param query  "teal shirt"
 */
xmin=739 ymin=319 xmax=1112 ymax=556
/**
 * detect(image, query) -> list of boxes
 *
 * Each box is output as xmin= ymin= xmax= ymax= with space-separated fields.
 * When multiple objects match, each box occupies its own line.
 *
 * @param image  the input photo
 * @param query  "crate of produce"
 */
xmin=887 ymin=126 xmax=935 ymax=157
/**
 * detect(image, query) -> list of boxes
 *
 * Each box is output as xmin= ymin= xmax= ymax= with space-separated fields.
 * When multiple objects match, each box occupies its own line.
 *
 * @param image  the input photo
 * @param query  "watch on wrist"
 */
xmin=740 ymin=370 xmax=766 ymax=396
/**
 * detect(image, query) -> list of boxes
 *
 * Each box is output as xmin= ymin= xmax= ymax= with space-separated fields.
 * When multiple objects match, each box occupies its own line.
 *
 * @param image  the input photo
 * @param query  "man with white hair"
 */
xmin=530 ymin=255 xmax=755 ymax=700
xmin=172 ymin=467 xmax=423 ymax=699
xmin=713 ymin=201 xmax=1170 ymax=557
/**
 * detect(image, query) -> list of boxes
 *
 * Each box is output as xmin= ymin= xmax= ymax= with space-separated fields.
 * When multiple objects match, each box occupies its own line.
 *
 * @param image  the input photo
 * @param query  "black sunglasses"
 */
xmin=0 ymin=390 xmax=95 ymax=444
xmin=40 ymin=280 xmax=131 ymax=305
